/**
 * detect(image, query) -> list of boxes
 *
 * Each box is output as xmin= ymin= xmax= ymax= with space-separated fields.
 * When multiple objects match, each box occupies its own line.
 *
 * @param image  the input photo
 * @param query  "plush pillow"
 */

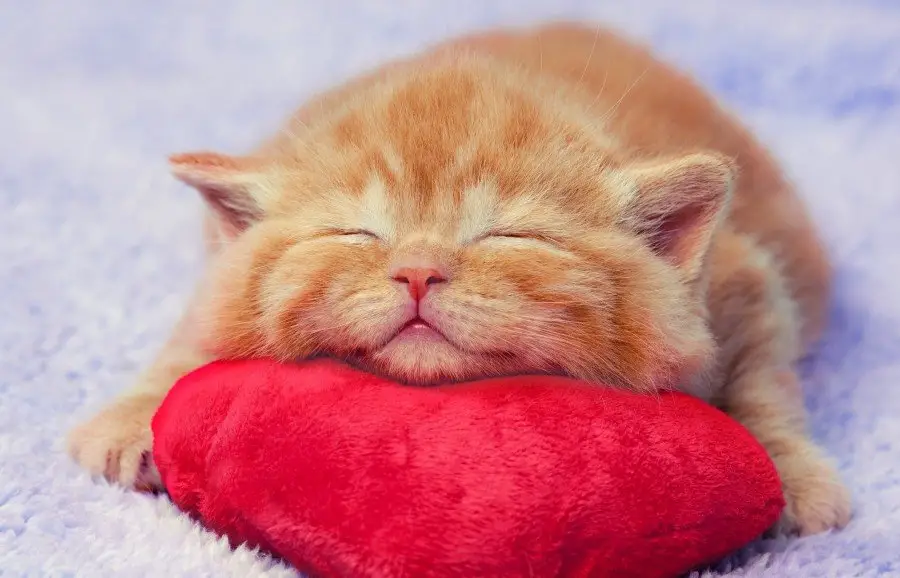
xmin=152 ymin=358 xmax=783 ymax=578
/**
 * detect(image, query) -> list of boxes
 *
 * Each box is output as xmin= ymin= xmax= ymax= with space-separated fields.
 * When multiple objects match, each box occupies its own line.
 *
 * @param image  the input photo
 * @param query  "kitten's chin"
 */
xmin=352 ymin=335 xmax=512 ymax=386
xmin=363 ymin=341 xmax=472 ymax=386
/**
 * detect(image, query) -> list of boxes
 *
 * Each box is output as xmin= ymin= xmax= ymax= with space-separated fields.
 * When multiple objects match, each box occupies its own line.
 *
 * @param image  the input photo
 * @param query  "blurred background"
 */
xmin=1 ymin=1 xmax=899 ymax=576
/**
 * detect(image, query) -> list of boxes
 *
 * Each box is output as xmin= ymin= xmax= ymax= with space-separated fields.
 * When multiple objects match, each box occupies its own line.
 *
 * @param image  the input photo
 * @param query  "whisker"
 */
xmin=585 ymin=69 xmax=609 ymax=114
xmin=575 ymin=24 xmax=603 ymax=90
xmin=594 ymin=66 xmax=650 ymax=122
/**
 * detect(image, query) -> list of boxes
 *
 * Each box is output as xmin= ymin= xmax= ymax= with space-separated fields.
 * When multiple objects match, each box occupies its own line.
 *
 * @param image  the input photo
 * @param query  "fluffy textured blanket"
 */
xmin=1 ymin=0 xmax=898 ymax=576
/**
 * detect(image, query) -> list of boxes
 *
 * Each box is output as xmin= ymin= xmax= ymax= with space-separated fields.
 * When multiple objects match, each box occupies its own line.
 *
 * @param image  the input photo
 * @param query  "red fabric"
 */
xmin=152 ymin=358 xmax=784 ymax=578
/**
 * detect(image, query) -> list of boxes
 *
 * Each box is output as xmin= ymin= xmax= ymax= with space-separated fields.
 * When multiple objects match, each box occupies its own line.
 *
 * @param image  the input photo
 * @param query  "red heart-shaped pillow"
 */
xmin=152 ymin=358 xmax=783 ymax=578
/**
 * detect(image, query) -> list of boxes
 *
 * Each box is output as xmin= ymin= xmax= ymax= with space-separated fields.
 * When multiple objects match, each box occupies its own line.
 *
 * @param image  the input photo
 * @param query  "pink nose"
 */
xmin=391 ymin=267 xmax=447 ymax=301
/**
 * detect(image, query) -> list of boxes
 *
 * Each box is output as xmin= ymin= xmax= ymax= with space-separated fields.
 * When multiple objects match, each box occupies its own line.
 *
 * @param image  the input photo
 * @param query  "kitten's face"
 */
xmin=181 ymin=63 xmax=727 ymax=391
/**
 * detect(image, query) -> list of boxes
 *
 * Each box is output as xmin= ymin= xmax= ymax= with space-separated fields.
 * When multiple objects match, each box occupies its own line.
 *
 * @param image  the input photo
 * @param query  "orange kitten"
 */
xmin=69 ymin=22 xmax=850 ymax=535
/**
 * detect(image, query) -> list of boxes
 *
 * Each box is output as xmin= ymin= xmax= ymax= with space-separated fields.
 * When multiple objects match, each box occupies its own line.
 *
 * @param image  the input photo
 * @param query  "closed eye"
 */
xmin=488 ymin=231 xmax=531 ymax=239
xmin=327 ymin=228 xmax=382 ymax=241
xmin=472 ymin=230 xmax=571 ymax=257
xmin=478 ymin=230 xmax=557 ymax=244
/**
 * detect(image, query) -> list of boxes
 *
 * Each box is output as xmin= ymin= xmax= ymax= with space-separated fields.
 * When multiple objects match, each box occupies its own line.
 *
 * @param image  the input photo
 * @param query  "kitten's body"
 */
xmin=69 ymin=23 xmax=849 ymax=535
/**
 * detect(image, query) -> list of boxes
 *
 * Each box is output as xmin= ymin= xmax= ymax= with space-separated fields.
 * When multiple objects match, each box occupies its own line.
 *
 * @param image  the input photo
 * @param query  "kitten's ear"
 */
xmin=169 ymin=152 xmax=269 ymax=237
xmin=616 ymin=152 xmax=736 ymax=281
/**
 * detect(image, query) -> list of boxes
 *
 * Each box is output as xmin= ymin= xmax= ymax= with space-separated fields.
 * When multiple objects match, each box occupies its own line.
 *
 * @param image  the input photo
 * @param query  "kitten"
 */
xmin=69 ymin=22 xmax=850 ymax=535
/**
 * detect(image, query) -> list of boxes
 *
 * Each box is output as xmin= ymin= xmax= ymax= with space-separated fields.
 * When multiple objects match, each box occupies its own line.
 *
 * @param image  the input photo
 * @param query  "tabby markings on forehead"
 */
xmin=456 ymin=181 xmax=501 ymax=244
xmin=380 ymin=144 xmax=405 ymax=180
xmin=356 ymin=175 xmax=395 ymax=240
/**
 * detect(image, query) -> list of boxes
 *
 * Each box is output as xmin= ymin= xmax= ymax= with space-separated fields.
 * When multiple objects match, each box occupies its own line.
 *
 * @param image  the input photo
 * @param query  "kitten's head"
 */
xmin=172 ymin=60 xmax=733 ymax=392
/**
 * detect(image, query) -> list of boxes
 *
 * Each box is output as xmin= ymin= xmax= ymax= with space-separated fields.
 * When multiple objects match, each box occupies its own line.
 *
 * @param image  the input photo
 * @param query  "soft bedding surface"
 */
xmin=1 ymin=1 xmax=899 ymax=576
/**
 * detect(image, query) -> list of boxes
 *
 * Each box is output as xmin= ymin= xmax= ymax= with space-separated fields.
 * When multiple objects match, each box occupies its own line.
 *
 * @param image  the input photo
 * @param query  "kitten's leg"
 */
xmin=708 ymin=235 xmax=851 ymax=536
xmin=67 ymin=300 xmax=212 ymax=491
xmin=721 ymin=368 xmax=851 ymax=535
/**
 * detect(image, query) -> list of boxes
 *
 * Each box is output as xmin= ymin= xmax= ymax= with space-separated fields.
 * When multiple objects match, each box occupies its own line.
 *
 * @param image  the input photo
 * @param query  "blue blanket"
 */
xmin=2 ymin=1 xmax=898 ymax=576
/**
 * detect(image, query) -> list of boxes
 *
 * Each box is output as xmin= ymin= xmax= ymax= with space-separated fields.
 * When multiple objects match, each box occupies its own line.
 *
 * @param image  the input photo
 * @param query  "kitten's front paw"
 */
xmin=67 ymin=393 xmax=163 ymax=491
xmin=772 ymin=447 xmax=852 ymax=536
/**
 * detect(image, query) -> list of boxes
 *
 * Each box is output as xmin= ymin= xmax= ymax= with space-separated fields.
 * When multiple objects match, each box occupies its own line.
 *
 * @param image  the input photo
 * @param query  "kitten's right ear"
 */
xmin=169 ymin=152 xmax=269 ymax=237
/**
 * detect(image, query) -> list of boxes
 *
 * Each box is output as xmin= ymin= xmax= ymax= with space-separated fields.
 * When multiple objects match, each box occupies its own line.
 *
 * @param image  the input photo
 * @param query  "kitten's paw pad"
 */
xmin=774 ymin=452 xmax=852 ymax=536
xmin=67 ymin=394 xmax=163 ymax=491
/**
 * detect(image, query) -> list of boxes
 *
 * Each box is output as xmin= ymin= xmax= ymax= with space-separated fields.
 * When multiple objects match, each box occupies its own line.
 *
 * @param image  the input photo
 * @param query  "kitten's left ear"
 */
xmin=616 ymin=152 xmax=736 ymax=282
xmin=169 ymin=151 xmax=275 ymax=238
